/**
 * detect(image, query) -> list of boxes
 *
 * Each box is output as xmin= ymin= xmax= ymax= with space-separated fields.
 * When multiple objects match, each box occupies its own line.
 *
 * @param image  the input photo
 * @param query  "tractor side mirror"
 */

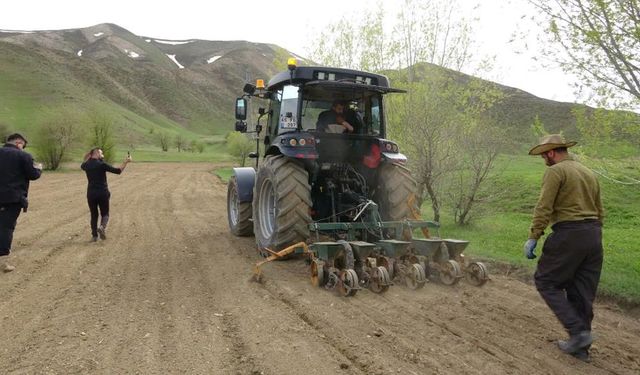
xmin=235 ymin=120 xmax=247 ymax=133
xmin=248 ymin=152 xmax=259 ymax=159
xmin=235 ymin=97 xmax=247 ymax=120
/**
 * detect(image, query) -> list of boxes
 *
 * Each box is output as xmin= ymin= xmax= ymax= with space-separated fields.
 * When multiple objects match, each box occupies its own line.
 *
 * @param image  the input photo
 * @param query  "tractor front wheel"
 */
xmin=227 ymin=175 xmax=253 ymax=236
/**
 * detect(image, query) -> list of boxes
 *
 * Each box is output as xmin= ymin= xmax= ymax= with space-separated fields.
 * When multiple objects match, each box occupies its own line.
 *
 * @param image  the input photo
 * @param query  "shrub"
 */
xmin=88 ymin=114 xmax=116 ymax=163
xmin=36 ymin=117 xmax=82 ymax=170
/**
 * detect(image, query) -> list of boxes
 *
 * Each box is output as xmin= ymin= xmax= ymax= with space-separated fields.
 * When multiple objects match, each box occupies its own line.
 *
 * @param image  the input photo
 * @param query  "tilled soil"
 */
xmin=1 ymin=162 xmax=638 ymax=374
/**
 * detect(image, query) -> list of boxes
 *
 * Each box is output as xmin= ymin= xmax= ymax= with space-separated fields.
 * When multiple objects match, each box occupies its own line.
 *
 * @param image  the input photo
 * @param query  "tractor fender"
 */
xmin=232 ymin=167 xmax=256 ymax=203
xmin=382 ymin=152 xmax=408 ymax=163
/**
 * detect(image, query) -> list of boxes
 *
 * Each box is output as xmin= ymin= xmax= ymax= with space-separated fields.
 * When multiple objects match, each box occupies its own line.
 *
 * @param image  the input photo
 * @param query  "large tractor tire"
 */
xmin=227 ymin=175 xmax=253 ymax=236
xmin=253 ymin=155 xmax=312 ymax=251
xmin=375 ymin=162 xmax=419 ymax=222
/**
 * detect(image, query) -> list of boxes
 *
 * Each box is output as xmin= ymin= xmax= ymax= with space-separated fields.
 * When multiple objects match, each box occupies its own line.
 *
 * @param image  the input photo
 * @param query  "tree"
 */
xmin=387 ymin=76 xmax=460 ymax=222
xmin=389 ymin=70 xmax=504 ymax=223
xmin=392 ymin=0 xmax=477 ymax=81
xmin=194 ymin=141 xmax=205 ymax=153
xmin=35 ymin=115 xmax=82 ymax=170
xmin=448 ymin=123 xmax=506 ymax=225
xmin=174 ymin=134 xmax=187 ymax=152
xmin=531 ymin=115 xmax=549 ymax=139
xmin=226 ymin=131 xmax=253 ymax=167
xmin=88 ymin=113 xmax=116 ymax=163
xmin=158 ymin=132 xmax=170 ymax=152
xmin=309 ymin=19 xmax=358 ymax=69
xmin=358 ymin=4 xmax=389 ymax=72
xmin=530 ymin=0 xmax=640 ymax=108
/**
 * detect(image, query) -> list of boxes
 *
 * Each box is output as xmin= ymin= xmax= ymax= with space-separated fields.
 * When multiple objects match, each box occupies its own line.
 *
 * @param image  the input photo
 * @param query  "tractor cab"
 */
xmin=235 ymin=61 xmax=406 ymax=165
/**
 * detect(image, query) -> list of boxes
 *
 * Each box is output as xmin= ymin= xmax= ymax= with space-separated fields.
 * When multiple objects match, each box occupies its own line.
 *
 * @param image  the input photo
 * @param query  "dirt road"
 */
xmin=1 ymin=162 xmax=638 ymax=374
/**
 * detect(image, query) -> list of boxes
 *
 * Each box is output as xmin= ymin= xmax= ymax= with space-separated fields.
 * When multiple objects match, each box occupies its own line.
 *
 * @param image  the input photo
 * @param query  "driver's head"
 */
xmin=332 ymin=100 xmax=347 ymax=114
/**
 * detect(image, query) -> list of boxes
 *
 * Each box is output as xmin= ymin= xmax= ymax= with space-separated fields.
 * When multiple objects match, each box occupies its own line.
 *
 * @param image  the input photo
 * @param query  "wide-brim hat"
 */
xmin=528 ymin=134 xmax=577 ymax=155
xmin=6 ymin=133 xmax=28 ymax=146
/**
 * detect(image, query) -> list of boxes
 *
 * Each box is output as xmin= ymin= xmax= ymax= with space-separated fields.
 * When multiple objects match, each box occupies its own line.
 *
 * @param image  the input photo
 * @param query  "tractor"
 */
xmin=227 ymin=59 xmax=488 ymax=296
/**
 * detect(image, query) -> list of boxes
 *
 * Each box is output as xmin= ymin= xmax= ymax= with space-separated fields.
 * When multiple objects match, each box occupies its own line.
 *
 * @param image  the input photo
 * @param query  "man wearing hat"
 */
xmin=0 ymin=133 xmax=42 ymax=272
xmin=525 ymin=134 xmax=604 ymax=362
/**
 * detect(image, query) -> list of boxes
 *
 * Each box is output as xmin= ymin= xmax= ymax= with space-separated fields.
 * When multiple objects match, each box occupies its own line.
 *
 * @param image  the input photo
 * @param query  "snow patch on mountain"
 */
xmin=124 ymin=49 xmax=140 ymax=59
xmin=0 ymin=29 xmax=35 ymax=34
xmin=93 ymin=32 xmax=104 ymax=37
xmin=155 ymin=39 xmax=193 ymax=45
xmin=167 ymin=54 xmax=184 ymax=69
xmin=77 ymin=50 xmax=83 ymax=57
xmin=207 ymin=56 xmax=222 ymax=64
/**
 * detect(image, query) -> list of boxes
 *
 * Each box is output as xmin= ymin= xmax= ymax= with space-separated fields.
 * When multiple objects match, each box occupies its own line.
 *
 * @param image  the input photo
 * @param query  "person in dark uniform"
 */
xmin=316 ymin=100 xmax=359 ymax=133
xmin=524 ymin=134 xmax=604 ymax=362
xmin=81 ymin=148 xmax=131 ymax=242
xmin=0 ymin=133 xmax=42 ymax=272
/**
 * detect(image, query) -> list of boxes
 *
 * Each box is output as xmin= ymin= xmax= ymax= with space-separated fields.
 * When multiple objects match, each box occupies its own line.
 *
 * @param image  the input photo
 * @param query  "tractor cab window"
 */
xmin=277 ymin=85 xmax=299 ymax=133
xmin=300 ymin=93 xmax=380 ymax=135
xmin=370 ymin=96 xmax=381 ymax=135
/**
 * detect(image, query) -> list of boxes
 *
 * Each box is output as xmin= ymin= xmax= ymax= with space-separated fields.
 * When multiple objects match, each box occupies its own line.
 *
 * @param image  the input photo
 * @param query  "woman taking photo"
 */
xmin=81 ymin=149 xmax=131 ymax=242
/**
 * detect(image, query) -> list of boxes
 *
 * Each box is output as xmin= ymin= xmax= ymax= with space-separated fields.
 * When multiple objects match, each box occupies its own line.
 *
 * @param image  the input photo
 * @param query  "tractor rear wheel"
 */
xmin=227 ymin=175 xmax=253 ymax=236
xmin=376 ymin=162 xmax=419 ymax=222
xmin=253 ymin=155 xmax=312 ymax=251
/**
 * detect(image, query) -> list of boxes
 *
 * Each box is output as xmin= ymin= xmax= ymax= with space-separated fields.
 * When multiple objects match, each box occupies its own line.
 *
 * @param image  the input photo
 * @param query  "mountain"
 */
xmin=0 ymin=23 xmax=633 ymax=149
xmin=0 ymin=23 xmax=291 ymax=146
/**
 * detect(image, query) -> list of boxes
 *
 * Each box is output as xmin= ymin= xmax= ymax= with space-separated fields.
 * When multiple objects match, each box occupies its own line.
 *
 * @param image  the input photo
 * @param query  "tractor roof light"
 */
xmin=287 ymin=58 xmax=297 ymax=71
xmin=256 ymin=79 xmax=265 ymax=89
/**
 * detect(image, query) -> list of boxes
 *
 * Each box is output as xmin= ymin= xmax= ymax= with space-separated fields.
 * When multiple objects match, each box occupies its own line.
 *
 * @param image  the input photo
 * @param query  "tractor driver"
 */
xmin=316 ymin=100 xmax=362 ymax=134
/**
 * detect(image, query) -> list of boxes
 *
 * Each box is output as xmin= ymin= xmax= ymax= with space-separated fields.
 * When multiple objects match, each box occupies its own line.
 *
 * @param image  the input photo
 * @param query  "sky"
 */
xmin=0 ymin=0 xmax=580 ymax=104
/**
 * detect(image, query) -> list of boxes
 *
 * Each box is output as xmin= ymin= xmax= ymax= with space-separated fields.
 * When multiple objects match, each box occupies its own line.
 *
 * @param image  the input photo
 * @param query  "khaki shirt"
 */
xmin=529 ymin=155 xmax=604 ymax=239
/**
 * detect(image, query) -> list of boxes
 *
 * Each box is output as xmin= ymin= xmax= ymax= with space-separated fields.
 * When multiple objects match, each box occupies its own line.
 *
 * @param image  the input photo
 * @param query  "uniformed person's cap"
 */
xmin=528 ymin=134 xmax=576 ymax=155
xmin=6 ymin=133 xmax=28 ymax=146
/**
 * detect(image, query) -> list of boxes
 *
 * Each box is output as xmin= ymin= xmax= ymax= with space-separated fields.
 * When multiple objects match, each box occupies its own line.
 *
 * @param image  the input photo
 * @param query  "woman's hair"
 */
xmin=89 ymin=147 xmax=101 ymax=157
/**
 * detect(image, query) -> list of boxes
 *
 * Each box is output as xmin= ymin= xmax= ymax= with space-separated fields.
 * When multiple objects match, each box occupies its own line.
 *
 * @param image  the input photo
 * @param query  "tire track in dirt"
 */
xmin=255 ymin=280 xmax=374 ymax=374
xmin=164 ymin=168 xmax=260 ymax=374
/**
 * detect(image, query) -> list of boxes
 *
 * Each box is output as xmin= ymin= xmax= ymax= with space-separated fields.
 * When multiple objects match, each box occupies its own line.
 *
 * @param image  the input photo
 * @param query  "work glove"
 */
xmin=523 ymin=239 xmax=538 ymax=259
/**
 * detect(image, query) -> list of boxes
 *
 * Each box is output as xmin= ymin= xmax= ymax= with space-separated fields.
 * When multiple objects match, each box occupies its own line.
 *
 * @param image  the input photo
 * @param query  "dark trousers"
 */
xmin=534 ymin=220 xmax=603 ymax=336
xmin=87 ymin=191 xmax=110 ymax=237
xmin=0 ymin=203 xmax=22 ymax=256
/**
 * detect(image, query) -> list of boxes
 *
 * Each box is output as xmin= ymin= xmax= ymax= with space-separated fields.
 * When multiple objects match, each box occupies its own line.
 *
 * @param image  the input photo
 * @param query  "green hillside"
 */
xmin=0 ymin=24 xmax=283 ymax=149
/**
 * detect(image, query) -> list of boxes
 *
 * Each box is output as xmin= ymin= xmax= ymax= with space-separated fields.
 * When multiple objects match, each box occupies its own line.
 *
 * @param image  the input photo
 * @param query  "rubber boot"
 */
xmin=558 ymin=331 xmax=593 ymax=354
xmin=571 ymin=348 xmax=591 ymax=363
xmin=98 ymin=215 xmax=109 ymax=240
xmin=1 ymin=256 xmax=15 ymax=273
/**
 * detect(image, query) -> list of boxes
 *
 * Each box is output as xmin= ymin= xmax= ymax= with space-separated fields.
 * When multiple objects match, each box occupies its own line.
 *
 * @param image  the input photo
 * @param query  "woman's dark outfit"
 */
xmin=80 ymin=159 xmax=121 ymax=238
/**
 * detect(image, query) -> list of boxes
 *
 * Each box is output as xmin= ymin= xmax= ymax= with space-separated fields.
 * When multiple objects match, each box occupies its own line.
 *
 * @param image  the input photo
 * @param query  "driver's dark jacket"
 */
xmin=0 ymin=143 xmax=42 ymax=204
xmin=316 ymin=109 xmax=363 ymax=133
